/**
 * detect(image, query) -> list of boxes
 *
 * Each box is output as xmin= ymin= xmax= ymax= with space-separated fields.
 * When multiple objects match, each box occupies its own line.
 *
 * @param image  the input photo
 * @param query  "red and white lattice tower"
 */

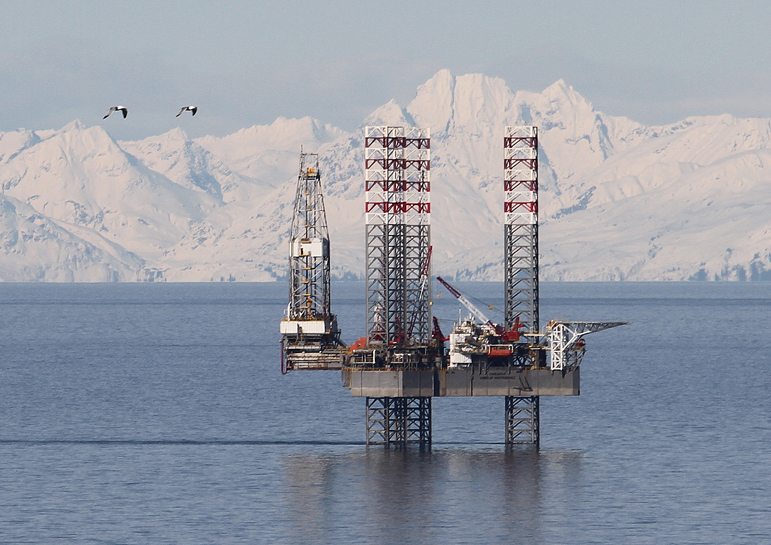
xmin=504 ymin=126 xmax=539 ymax=334
xmin=364 ymin=126 xmax=431 ymax=347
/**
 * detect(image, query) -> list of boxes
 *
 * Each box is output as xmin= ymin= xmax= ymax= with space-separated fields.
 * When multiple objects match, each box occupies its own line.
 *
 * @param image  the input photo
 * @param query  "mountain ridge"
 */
xmin=1 ymin=70 xmax=770 ymax=282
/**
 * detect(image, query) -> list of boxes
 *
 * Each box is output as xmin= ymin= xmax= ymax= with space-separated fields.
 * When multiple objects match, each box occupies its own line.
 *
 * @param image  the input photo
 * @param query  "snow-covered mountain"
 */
xmin=2 ymin=70 xmax=771 ymax=282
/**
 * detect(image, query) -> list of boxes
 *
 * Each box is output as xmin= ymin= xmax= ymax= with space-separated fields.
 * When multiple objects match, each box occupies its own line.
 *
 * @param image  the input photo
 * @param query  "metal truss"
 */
xmin=288 ymin=153 xmax=331 ymax=321
xmin=546 ymin=321 xmax=629 ymax=370
xmin=504 ymin=126 xmax=539 ymax=335
xmin=366 ymin=397 xmax=431 ymax=447
xmin=365 ymin=126 xmax=431 ymax=347
xmin=503 ymin=128 xmax=540 ymax=444
xmin=505 ymin=395 xmax=540 ymax=447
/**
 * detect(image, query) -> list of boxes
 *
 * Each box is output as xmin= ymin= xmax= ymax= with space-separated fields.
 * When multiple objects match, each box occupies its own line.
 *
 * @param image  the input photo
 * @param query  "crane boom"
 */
xmin=436 ymin=276 xmax=498 ymax=331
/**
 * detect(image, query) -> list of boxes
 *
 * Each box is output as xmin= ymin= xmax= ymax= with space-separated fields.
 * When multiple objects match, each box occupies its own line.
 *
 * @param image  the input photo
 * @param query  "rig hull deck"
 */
xmin=343 ymin=365 xmax=579 ymax=397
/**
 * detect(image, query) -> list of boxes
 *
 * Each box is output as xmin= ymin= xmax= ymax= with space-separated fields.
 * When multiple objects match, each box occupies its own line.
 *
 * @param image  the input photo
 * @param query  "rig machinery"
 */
xmin=437 ymin=276 xmax=621 ymax=374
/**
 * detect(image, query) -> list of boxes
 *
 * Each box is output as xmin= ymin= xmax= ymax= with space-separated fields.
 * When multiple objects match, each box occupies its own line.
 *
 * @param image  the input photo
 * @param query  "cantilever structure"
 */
xmin=280 ymin=152 xmax=343 ymax=372
xmin=280 ymin=128 xmax=626 ymax=448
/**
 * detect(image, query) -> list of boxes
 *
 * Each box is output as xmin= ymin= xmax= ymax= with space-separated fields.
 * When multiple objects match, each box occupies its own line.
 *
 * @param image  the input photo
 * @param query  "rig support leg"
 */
xmin=366 ymin=397 xmax=431 ymax=448
xmin=505 ymin=395 xmax=540 ymax=448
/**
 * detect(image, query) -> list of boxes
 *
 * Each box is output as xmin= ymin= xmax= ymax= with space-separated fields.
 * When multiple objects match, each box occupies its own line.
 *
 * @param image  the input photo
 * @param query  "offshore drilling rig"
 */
xmin=280 ymin=127 xmax=625 ymax=447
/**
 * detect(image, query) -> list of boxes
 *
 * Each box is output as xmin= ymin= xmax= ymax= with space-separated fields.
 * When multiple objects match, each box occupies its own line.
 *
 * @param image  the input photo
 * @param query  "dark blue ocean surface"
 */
xmin=0 ymin=282 xmax=769 ymax=544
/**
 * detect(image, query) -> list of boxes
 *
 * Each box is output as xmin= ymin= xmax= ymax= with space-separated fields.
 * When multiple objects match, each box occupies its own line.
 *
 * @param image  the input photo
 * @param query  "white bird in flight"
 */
xmin=176 ymin=106 xmax=198 ymax=117
xmin=103 ymin=106 xmax=128 ymax=119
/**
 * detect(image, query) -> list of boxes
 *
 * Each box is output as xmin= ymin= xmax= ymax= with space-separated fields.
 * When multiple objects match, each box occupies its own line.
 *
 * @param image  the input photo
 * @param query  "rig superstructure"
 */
xmin=280 ymin=127 xmax=625 ymax=447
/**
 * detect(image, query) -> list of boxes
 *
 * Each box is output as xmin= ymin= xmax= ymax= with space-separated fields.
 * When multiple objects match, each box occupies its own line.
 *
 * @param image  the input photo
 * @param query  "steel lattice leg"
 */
xmin=366 ymin=397 xmax=431 ymax=448
xmin=505 ymin=396 xmax=540 ymax=447
xmin=405 ymin=397 xmax=431 ymax=446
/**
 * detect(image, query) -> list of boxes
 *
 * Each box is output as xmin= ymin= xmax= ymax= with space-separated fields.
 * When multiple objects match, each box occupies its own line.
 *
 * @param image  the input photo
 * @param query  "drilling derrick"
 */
xmin=280 ymin=152 xmax=343 ymax=371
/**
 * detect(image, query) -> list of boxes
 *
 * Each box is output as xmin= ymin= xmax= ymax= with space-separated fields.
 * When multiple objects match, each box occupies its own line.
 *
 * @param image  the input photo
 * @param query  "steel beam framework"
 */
xmin=365 ymin=126 xmax=431 ymax=347
xmin=547 ymin=321 xmax=628 ymax=370
xmin=505 ymin=395 xmax=540 ymax=447
xmin=288 ymin=153 xmax=331 ymax=321
xmin=366 ymin=397 xmax=431 ymax=447
xmin=504 ymin=127 xmax=540 ymax=446
xmin=504 ymin=126 xmax=539 ymax=335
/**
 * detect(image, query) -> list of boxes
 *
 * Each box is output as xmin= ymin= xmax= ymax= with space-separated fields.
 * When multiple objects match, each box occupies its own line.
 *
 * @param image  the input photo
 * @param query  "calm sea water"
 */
xmin=1 ymin=281 xmax=770 ymax=544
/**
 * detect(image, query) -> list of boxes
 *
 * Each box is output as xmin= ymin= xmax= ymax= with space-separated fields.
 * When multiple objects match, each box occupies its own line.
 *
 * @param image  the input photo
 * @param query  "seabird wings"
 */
xmin=176 ymin=106 xmax=197 ymax=117
xmin=103 ymin=106 xmax=128 ymax=119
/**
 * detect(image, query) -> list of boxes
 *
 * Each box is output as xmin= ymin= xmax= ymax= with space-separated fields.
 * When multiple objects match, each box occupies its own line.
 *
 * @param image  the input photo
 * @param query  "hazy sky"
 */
xmin=2 ymin=0 xmax=771 ymax=140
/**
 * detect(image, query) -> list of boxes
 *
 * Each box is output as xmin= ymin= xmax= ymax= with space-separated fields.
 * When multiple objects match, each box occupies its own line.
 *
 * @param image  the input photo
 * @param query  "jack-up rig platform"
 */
xmin=280 ymin=127 xmax=626 ymax=448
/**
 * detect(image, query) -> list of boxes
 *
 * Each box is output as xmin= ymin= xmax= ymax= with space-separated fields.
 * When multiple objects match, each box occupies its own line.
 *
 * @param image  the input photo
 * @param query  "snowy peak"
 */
xmin=541 ymin=79 xmax=587 ymax=108
xmin=362 ymin=99 xmax=412 ymax=128
xmin=0 ymin=120 xmax=220 ymax=262
xmin=146 ymin=126 xmax=190 ymax=143
xmin=2 ymin=122 xmax=128 ymax=198
xmin=512 ymin=78 xmax=596 ymax=125
xmin=399 ymin=71 xmax=625 ymax=190
xmin=449 ymin=73 xmax=514 ymax=129
xmin=58 ymin=119 xmax=87 ymax=133
xmin=0 ymin=129 xmax=41 ymax=168
xmin=405 ymin=69 xmax=455 ymax=132
xmin=120 ymin=128 xmax=230 ymax=200
xmin=195 ymin=116 xmax=348 ymax=184
xmin=198 ymin=116 xmax=345 ymax=154
xmin=407 ymin=71 xmax=515 ymax=135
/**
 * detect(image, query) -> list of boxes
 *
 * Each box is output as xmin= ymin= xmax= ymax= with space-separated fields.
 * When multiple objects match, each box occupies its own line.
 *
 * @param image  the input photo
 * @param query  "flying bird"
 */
xmin=176 ymin=106 xmax=198 ymax=117
xmin=103 ymin=106 xmax=128 ymax=119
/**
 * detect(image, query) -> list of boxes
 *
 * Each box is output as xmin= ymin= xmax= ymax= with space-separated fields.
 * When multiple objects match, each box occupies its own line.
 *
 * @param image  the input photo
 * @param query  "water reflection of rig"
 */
xmin=280 ymin=127 xmax=626 ymax=448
